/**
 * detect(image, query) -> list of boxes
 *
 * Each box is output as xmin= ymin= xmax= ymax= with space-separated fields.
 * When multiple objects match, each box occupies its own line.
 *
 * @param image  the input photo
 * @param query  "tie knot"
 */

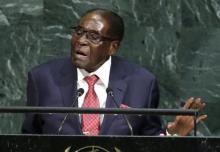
xmin=84 ymin=75 xmax=99 ymax=87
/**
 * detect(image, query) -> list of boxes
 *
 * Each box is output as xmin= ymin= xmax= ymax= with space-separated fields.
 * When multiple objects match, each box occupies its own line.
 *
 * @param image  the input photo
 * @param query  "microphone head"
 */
xmin=77 ymin=88 xmax=84 ymax=97
xmin=106 ymin=87 xmax=113 ymax=96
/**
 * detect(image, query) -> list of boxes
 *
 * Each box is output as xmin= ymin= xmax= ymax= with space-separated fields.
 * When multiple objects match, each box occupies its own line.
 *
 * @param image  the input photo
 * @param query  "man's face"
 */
xmin=71 ymin=13 xmax=115 ymax=72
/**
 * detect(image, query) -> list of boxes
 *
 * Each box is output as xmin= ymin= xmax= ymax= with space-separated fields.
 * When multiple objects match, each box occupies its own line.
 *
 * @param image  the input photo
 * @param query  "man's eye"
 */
xmin=75 ymin=29 xmax=84 ymax=35
xmin=88 ymin=32 xmax=100 ymax=40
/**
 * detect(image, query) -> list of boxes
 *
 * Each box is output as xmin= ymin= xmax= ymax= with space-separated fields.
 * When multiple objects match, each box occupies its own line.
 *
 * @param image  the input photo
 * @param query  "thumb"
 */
xmin=167 ymin=122 xmax=176 ymax=133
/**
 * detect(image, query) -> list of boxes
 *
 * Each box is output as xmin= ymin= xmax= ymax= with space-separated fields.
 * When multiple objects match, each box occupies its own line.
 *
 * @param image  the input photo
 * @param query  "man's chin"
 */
xmin=73 ymin=62 xmax=96 ymax=72
xmin=72 ymin=60 xmax=88 ymax=69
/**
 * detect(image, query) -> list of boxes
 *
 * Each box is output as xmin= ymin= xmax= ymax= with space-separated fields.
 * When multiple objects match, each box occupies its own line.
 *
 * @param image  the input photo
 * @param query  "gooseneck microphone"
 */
xmin=76 ymin=88 xmax=84 ymax=98
xmin=106 ymin=87 xmax=134 ymax=135
xmin=57 ymin=88 xmax=84 ymax=134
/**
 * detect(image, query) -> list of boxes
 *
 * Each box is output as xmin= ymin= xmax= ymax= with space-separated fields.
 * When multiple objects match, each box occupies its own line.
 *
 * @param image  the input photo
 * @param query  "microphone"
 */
xmin=57 ymin=88 xmax=84 ymax=134
xmin=106 ymin=87 xmax=133 ymax=135
xmin=76 ymin=88 xmax=84 ymax=98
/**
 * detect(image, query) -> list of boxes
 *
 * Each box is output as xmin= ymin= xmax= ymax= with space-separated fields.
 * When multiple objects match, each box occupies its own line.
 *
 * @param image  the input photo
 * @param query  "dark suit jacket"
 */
xmin=22 ymin=56 xmax=162 ymax=135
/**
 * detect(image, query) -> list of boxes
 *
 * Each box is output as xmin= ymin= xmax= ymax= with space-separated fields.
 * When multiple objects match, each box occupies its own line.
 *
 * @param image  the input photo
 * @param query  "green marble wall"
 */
xmin=0 ymin=0 xmax=219 ymax=135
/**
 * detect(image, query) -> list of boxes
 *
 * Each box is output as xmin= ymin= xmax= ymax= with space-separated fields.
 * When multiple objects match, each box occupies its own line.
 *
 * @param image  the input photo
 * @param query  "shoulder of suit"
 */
xmin=29 ymin=57 xmax=71 ymax=73
xmin=112 ymin=55 xmax=156 ymax=79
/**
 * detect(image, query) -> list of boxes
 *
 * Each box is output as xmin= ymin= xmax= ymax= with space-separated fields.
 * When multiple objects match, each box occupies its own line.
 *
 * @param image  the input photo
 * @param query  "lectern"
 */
xmin=0 ymin=106 xmax=218 ymax=152
xmin=0 ymin=135 xmax=220 ymax=152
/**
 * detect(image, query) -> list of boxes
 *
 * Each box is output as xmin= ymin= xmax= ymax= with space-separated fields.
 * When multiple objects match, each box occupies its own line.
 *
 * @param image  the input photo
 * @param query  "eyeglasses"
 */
xmin=71 ymin=26 xmax=115 ymax=44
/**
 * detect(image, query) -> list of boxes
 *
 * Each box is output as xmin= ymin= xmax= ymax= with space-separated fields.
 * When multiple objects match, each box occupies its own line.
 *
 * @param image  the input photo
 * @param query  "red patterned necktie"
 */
xmin=82 ymin=75 xmax=100 ymax=135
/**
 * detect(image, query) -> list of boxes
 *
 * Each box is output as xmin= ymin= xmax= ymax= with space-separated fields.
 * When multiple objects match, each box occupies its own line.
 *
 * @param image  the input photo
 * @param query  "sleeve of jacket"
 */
xmin=141 ymin=78 xmax=163 ymax=135
xmin=21 ymin=71 xmax=43 ymax=134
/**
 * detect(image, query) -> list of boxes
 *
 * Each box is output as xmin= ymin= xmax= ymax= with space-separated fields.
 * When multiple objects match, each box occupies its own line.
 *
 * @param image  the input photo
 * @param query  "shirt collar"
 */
xmin=77 ymin=56 xmax=111 ymax=87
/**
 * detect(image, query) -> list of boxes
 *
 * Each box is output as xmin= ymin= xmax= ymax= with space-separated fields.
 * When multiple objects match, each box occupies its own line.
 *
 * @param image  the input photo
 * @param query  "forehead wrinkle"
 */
xmin=80 ymin=14 xmax=109 ymax=35
xmin=81 ymin=19 xmax=104 ymax=31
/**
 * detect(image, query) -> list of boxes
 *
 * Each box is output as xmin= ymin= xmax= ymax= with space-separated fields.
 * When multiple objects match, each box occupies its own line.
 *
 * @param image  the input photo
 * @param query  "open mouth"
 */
xmin=74 ymin=48 xmax=89 ymax=59
xmin=76 ymin=50 xmax=87 ymax=56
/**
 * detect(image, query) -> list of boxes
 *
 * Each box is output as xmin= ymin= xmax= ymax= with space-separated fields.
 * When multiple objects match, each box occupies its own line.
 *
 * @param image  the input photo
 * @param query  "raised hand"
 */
xmin=167 ymin=97 xmax=207 ymax=136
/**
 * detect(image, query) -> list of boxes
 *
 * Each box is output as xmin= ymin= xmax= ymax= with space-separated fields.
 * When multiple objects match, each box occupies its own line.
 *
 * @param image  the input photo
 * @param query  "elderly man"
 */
xmin=22 ymin=8 xmax=206 ymax=136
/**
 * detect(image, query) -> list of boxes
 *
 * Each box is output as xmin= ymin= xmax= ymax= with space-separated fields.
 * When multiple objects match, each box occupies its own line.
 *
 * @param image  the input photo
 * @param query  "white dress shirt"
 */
xmin=77 ymin=56 xmax=111 ymax=122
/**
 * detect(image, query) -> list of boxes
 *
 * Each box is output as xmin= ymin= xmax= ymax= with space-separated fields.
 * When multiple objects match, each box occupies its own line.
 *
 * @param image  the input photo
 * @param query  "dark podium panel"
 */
xmin=0 ymin=135 xmax=220 ymax=152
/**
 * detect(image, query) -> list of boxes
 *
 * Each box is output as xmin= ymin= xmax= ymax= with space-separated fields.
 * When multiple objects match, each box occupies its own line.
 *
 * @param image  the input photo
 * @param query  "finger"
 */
xmin=191 ymin=98 xmax=206 ymax=110
xmin=166 ymin=122 xmax=176 ymax=134
xmin=198 ymin=103 xmax=206 ymax=111
xmin=196 ymin=115 xmax=208 ymax=123
xmin=167 ymin=122 xmax=175 ymax=129
xmin=183 ymin=97 xmax=194 ymax=109
xmin=190 ymin=98 xmax=201 ymax=109
xmin=189 ymin=98 xmax=201 ymax=109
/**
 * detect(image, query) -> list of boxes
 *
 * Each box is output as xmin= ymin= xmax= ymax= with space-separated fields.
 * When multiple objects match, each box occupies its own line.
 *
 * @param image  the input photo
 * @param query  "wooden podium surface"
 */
xmin=0 ymin=134 xmax=219 ymax=152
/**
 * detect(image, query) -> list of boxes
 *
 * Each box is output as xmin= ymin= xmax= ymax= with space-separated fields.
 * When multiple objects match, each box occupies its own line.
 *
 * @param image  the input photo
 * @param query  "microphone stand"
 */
xmin=57 ymin=88 xmax=84 ymax=134
xmin=106 ymin=87 xmax=134 ymax=135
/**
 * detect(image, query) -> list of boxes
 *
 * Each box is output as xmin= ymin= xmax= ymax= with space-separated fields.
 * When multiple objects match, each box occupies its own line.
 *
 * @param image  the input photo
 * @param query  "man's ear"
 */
xmin=109 ymin=41 xmax=120 ymax=55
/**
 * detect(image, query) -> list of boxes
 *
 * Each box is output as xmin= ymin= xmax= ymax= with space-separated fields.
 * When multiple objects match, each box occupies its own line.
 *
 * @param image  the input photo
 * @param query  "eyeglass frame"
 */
xmin=70 ymin=25 xmax=116 ymax=44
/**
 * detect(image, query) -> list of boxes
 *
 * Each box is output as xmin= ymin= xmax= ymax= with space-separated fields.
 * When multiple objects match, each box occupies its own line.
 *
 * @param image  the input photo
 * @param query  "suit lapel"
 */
xmin=99 ymin=56 xmax=127 ymax=135
xmin=58 ymin=58 xmax=82 ymax=134
xmin=59 ymin=59 xmax=77 ymax=107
